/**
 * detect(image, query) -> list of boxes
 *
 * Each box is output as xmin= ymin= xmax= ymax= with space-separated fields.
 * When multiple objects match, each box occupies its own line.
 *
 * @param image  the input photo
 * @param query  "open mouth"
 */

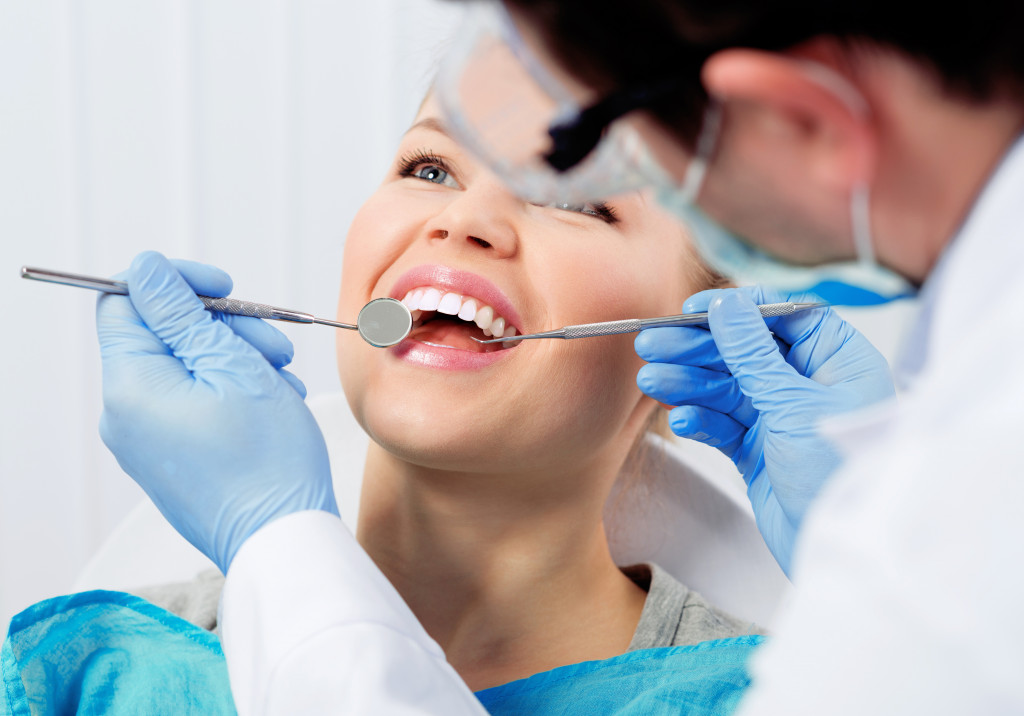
xmin=400 ymin=287 xmax=519 ymax=353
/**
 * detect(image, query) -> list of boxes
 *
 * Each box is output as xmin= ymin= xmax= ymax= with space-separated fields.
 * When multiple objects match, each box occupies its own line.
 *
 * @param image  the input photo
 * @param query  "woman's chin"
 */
xmin=366 ymin=431 xmax=509 ymax=474
xmin=356 ymin=398 xmax=512 ymax=472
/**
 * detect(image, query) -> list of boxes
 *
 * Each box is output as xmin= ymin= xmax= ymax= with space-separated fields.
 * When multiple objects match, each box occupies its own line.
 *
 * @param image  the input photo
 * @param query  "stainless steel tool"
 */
xmin=473 ymin=301 xmax=828 ymax=344
xmin=20 ymin=266 xmax=413 ymax=348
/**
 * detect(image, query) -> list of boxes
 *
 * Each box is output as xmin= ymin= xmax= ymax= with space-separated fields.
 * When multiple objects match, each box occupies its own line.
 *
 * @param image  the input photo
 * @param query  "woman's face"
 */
xmin=337 ymin=95 xmax=697 ymax=476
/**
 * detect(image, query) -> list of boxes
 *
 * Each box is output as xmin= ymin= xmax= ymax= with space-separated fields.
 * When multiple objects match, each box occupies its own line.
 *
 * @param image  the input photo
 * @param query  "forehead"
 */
xmin=406 ymin=93 xmax=460 ymax=147
xmin=414 ymin=91 xmax=443 ymax=123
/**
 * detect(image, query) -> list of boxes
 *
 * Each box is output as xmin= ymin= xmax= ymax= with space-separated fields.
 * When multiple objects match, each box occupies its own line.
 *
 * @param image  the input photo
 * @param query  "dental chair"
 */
xmin=74 ymin=392 xmax=791 ymax=628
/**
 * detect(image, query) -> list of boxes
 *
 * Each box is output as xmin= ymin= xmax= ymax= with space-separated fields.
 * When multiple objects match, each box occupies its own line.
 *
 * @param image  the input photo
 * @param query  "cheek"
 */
xmin=539 ymin=236 xmax=690 ymax=326
xmin=339 ymin=196 xmax=402 ymax=313
xmin=495 ymin=335 xmax=647 ymax=476
xmin=702 ymin=128 xmax=851 ymax=264
xmin=508 ymin=247 xmax=671 ymax=453
xmin=337 ymin=187 xmax=435 ymax=340
xmin=336 ymin=192 xmax=416 ymax=424
xmin=557 ymin=336 xmax=646 ymax=423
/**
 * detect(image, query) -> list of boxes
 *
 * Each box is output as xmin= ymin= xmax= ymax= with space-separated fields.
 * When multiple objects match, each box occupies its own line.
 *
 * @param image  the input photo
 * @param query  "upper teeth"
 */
xmin=400 ymin=287 xmax=518 ymax=339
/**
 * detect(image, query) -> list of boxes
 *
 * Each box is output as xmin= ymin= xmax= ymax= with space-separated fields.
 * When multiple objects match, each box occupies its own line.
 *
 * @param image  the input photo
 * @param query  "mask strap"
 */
xmin=797 ymin=60 xmax=869 ymax=118
xmin=677 ymin=100 xmax=723 ymax=204
xmin=851 ymin=182 xmax=877 ymax=267
xmin=796 ymin=61 xmax=880 ymax=267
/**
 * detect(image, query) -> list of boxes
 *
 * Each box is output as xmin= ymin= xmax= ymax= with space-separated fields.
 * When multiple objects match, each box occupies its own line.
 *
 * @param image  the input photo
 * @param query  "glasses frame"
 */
xmin=544 ymin=77 xmax=691 ymax=172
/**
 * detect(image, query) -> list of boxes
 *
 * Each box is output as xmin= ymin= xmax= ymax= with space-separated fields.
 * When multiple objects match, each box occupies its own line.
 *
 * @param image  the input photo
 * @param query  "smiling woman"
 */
xmin=327 ymin=91 xmax=757 ymax=698
xmin=3 ymin=94 xmax=754 ymax=715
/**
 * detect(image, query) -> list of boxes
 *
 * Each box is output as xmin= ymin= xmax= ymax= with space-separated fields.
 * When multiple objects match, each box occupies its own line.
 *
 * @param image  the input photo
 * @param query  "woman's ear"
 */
xmin=700 ymin=48 xmax=877 ymax=190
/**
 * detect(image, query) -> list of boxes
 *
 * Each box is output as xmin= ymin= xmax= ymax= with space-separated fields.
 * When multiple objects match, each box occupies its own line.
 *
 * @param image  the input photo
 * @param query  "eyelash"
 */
xmin=396 ymin=149 xmax=452 ymax=181
xmin=396 ymin=148 xmax=620 ymax=225
xmin=550 ymin=201 xmax=619 ymax=224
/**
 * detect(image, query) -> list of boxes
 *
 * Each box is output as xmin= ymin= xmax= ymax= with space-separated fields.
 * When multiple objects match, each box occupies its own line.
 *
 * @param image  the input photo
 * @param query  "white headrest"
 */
xmin=605 ymin=434 xmax=790 ymax=626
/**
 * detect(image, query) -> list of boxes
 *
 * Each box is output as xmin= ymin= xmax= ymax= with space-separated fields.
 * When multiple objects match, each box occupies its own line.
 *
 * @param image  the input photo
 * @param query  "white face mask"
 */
xmin=653 ymin=97 xmax=917 ymax=306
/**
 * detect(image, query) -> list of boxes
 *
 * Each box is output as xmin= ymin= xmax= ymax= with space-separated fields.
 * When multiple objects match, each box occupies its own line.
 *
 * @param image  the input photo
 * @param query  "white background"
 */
xmin=0 ymin=0 xmax=916 ymax=631
xmin=0 ymin=0 xmax=464 ymax=630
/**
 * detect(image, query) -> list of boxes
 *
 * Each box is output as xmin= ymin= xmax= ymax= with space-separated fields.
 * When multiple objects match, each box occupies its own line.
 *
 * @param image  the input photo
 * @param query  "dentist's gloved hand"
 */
xmin=97 ymin=251 xmax=339 ymax=574
xmin=635 ymin=286 xmax=895 ymax=576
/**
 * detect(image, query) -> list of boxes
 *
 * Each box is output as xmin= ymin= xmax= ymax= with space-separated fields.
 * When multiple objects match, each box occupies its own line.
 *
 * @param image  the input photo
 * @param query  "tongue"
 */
xmin=409 ymin=318 xmax=503 ymax=352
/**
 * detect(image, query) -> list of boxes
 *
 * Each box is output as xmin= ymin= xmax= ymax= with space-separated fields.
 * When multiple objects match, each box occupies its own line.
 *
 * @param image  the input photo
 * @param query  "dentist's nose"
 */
xmin=424 ymin=182 xmax=520 ymax=258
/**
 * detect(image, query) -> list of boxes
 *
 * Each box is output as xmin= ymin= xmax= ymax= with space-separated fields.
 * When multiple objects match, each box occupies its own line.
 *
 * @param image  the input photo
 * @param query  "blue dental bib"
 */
xmin=3 ymin=591 xmax=763 ymax=715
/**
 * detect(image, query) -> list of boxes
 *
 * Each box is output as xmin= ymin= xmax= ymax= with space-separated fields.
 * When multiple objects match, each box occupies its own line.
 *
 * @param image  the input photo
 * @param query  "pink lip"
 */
xmin=387 ymin=264 xmax=526 ymax=371
xmin=389 ymin=340 xmax=512 ymax=370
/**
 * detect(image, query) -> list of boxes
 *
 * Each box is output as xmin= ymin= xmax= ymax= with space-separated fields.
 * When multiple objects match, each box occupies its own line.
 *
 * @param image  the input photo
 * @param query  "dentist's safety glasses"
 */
xmin=434 ymin=2 xmax=686 ymax=205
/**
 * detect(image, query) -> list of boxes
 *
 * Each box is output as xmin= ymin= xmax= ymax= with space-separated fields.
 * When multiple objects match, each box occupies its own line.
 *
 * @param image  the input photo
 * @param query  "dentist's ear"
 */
xmin=700 ymin=48 xmax=878 ymax=189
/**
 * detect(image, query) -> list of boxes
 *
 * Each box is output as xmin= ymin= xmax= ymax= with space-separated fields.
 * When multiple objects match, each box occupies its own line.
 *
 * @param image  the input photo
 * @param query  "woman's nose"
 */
xmin=424 ymin=182 xmax=520 ymax=258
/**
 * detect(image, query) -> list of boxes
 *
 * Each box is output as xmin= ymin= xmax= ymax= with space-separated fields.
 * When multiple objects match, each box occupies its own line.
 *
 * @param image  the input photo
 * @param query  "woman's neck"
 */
xmin=355 ymin=445 xmax=647 ymax=691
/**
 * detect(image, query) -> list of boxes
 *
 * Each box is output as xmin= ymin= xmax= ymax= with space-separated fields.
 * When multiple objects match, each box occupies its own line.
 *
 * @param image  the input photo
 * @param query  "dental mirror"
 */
xmin=356 ymin=297 xmax=414 ymax=347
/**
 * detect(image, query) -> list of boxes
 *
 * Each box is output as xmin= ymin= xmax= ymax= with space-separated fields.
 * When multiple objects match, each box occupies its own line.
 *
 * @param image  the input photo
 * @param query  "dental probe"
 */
xmin=473 ymin=301 xmax=829 ymax=344
xmin=20 ymin=266 xmax=413 ymax=348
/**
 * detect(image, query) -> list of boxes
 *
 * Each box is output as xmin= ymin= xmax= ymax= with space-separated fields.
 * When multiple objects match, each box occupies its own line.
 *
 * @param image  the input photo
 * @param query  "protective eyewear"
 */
xmin=435 ymin=2 xmax=696 ymax=204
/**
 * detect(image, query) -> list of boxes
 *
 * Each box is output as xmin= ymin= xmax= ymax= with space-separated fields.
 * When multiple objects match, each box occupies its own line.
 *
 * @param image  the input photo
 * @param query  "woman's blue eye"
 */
xmin=548 ymin=201 xmax=619 ymax=224
xmin=397 ymin=151 xmax=461 ymax=189
xmin=408 ymin=163 xmax=460 ymax=189
xmin=551 ymin=201 xmax=586 ymax=213
xmin=415 ymin=165 xmax=450 ymax=184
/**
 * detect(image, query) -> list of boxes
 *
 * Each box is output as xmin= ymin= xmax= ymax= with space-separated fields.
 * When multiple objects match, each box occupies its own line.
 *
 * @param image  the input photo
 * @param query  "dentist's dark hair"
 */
xmin=490 ymin=0 xmax=1024 ymax=148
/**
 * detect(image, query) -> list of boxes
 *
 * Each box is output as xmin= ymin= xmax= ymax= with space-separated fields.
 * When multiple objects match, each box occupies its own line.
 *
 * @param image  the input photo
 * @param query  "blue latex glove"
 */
xmin=97 ymin=251 xmax=339 ymax=574
xmin=635 ymin=286 xmax=895 ymax=576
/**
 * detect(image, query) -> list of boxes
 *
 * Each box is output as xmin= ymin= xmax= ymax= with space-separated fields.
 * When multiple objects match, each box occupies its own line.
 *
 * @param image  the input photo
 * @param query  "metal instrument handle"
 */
xmin=637 ymin=301 xmax=804 ymax=330
xmin=562 ymin=318 xmax=643 ymax=339
xmin=198 ymin=296 xmax=313 ymax=323
xmin=565 ymin=303 xmax=803 ymax=336
xmin=21 ymin=266 xmax=316 ymax=323
xmin=757 ymin=301 xmax=802 ymax=318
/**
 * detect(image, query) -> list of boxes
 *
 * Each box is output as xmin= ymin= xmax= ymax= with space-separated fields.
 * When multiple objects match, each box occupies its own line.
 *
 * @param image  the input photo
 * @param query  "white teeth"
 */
xmin=490 ymin=317 xmax=505 ymax=339
xmin=399 ymin=286 xmax=517 ymax=339
xmin=458 ymin=299 xmax=477 ymax=321
xmin=436 ymin=292 xmax=462 ymax=315
xmin=419 ymin=288 xmax=441 ymax=311
xmin=474 ymin=305 xmax=494 ymax=329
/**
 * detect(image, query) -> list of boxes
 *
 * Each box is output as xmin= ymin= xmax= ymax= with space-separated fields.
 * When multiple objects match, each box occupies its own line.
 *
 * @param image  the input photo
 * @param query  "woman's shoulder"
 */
xmin=131 ymin=568 xmax=225 ymax=632
xmin=623 ymin=562 xmax=765 ymax=651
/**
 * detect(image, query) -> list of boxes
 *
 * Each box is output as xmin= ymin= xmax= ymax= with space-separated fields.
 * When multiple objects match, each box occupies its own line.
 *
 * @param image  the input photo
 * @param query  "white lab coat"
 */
xmin=219 ymin=512 xmax=486 ymax=714
xmin=219 ymin=134 xmax=1024 ymax=715
xmin=734 ymin=134 xmax=1024 ymax=714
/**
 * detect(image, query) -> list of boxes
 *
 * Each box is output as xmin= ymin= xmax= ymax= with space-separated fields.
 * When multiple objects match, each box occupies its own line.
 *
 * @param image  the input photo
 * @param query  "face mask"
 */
xmin=656 ymin=185 xmax=916 ymax=305
xmin=653 ymin=97 xmax=917 ymax=306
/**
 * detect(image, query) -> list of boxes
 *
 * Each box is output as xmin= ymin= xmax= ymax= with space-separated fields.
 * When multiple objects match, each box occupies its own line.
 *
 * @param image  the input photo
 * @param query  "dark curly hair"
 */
xmin=489 ymin=0 xmax=1024 ymax=148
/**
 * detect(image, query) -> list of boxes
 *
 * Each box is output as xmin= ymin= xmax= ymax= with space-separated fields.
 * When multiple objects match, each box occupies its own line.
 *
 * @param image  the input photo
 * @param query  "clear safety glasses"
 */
xmin=434 ymin=2 xmax=702 ymax=205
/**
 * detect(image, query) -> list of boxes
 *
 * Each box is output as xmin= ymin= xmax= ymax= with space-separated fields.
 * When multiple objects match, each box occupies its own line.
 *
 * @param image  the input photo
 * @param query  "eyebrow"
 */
xmin=404 ymin=117 xmax=451 ymax=138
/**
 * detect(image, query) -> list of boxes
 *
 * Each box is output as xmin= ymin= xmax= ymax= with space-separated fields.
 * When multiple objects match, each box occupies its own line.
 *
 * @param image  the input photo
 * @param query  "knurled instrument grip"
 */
xmin=198 ymin=296 xmax=312 ymax=323
xmin=562 ymin=318 xmax=644 ymax=339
